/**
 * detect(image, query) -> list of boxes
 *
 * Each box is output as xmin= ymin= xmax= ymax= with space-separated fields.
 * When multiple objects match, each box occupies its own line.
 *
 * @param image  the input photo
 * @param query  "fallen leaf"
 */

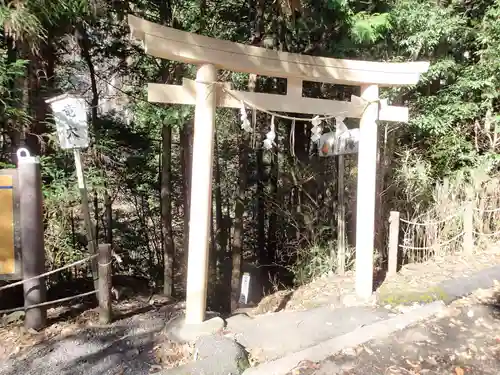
xmin=363 ymin=345 xmax=374 ymax=355
xmin=455 ymin=367 xmax=464 ymax=375
xmin=149 ymin=365 xmax=162 ymax=373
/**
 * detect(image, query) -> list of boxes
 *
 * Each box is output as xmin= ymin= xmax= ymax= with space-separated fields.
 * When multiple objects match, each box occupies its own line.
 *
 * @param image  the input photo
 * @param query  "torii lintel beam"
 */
xmin=128 ymin=15 xmax=429 ymax=87
xmin=148 ymin=79 xmax=409 ymax=123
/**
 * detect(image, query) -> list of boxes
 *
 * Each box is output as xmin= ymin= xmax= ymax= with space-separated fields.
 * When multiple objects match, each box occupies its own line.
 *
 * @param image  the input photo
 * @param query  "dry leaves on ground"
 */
xmin=299 ymin=284 xmax=500 ymax=375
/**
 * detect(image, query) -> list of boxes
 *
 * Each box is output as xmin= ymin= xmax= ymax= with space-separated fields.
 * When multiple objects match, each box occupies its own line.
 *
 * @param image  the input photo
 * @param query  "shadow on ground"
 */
xmin=0 ymin=299 xmax=188 ymax=375
xmin=480 ymin=290 xmax=500 ymax=319
xmin=0 ymin=324 xmax=160 ymax=375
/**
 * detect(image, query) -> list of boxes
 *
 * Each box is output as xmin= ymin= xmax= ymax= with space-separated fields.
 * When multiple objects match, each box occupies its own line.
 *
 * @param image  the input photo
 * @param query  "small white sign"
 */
xmin=46 ymin=94 xmax=89 ymax=149
xmin=239 ymin=272 xmax=251 ymax=305
xmin=319 ymin=129 xmax=359 ymax=156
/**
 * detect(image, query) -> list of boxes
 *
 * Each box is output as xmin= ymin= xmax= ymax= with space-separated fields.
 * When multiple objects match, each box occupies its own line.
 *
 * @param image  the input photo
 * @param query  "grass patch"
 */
xmin=377 ymin=285 xmax=449 ymax=306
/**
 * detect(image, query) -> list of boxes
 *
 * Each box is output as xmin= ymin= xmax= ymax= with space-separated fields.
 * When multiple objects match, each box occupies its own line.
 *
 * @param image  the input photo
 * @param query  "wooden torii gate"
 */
xmin=128 ymin=15 xmax=429 ymax=325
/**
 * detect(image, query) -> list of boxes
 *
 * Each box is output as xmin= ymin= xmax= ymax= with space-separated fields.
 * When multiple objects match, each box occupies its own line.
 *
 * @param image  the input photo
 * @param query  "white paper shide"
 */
xmin=47 ymin=94 xmax=89 ymax=150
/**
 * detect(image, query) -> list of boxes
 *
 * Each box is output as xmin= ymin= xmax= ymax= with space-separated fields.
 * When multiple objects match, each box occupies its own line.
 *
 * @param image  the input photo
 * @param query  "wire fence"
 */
xmin=395 ymin=203 xmax=500 ymax=264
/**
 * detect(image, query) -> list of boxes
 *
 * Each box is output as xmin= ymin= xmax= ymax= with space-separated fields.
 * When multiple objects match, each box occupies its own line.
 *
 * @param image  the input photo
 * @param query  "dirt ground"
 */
xmin=253 ymin=245 xmax=500 ymax=314
xmin=287 ymin=282 xmax=500 ymax=375
xmin=0 ymin=294 xmax=192 ymax=371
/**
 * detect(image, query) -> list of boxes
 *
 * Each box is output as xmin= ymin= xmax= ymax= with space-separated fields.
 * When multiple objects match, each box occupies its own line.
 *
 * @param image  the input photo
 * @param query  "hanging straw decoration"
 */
xmin=239 ymin=101 xmax=252 ymax=132
xmin=263 ymin=115 xmax=276 ymax=150
xmin=310 ymin=115 xmax=322 ymax=143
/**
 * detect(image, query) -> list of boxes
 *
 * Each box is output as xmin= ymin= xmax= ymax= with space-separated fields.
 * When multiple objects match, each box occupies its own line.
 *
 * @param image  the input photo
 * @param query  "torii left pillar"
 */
xmin=185 ymin=64 xmax=218 ymax=324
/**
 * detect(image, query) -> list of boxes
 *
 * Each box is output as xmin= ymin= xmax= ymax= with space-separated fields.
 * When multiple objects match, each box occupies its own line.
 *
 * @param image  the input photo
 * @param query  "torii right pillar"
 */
xmin=355 ymin=84 xmax=379 ymax=299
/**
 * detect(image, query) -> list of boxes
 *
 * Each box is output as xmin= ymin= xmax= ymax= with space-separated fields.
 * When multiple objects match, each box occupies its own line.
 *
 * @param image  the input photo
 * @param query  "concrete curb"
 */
xmin=242 ymin=301 xmax=446 ymax=375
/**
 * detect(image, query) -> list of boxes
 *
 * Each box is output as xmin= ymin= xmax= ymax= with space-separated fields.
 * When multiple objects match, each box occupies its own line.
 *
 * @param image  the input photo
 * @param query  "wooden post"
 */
xmin=98 ymin=243 xmax=112 ymax=324
xmin=388 ymin=211 xmax=400 ymax=276
xmin=463 ymin=203 xmax=473 ymax=255
xmin=185 ymin=64 xmax=217 ymax=325
xmin=355 ymin=84 xmax=379 ymax=299
xmin=73 ymin=149 xmax=99 ymax=292
xmin=17 ymin=148 xmax=47 ymax=330
xmin=336 ymin=155 xmax=346 ymax=275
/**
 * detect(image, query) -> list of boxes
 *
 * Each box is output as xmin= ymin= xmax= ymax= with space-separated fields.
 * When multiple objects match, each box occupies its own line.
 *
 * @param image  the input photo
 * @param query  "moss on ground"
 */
xmin=377 ymin=285 xmax=449 ymax=306
xmin=237 ymin=356 xmax=250 ymax=373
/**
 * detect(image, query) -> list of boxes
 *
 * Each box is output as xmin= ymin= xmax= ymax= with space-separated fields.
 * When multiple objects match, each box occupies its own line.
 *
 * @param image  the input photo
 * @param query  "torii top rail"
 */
xmin=129 ymin=15 xmax=428 ymax=87
xmin=128 ymin=14 xmax=429 ymax=325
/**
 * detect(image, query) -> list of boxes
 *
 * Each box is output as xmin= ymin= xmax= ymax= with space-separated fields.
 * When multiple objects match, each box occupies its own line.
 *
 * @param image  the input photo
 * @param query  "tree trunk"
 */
xmin=156 ymin=0 xmax=176 ymax=297
xmin=104 ymin=185 xmax=112 ymax=245
xmin=161 ymin=123 xmax=175 ymax=297
xmin=180 ymin=120 xmax=193 ymax=287
xmin=249 ymin=74 xmax=267 ymax=290
xmin=75 ymin=25 xmax=98 ymax=130
xmin=231 ymin=133 xmax=249 ymax=311
xmin=27 ymin=35 xmax=54 ymax=155
xmin=267 ymin=149 xmax=279 ymax=271
xmin=76 ymin=23 xmax=101 ymax=247
xmin=214 ymin=129 xmax=230 ymax=311
xmin=208 ymin=202 xmax=216 ymax=305
xmin=94 ymin=191 xmax=99 ymax=242
xmin=214 ymin=129 xmax=228 ymax=280
xmin=256 ymin=149 xmax=266 ymax=264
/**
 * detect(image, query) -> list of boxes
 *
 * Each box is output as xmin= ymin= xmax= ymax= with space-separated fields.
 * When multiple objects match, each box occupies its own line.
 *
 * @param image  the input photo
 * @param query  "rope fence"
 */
xmin=0 ymin=254 xmax=98 ymax=293
xmin=0 ymin=244 xmax=112 ymax=324
xmin=399 ymin=209 xmax=464 ymax=226
xmin=387 ymin=202 xmax=500 ymax=275
xmin=472 ymin=230 xmax=500 ymax=237
xmin=0 ymin=291 xmax=97 ymax=315
xmin=398 ymin=231 xmax=465 ymax=251
xmin=473 ymin=206 xmax=500 ymax=213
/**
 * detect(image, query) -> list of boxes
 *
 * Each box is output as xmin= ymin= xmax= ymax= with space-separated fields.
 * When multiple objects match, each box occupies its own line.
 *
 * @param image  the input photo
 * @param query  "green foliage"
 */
xmin=289 ymin=243 xmax=334 ymax=286
xmin=350 ymin=12 xmax=391 ymax=44
xmin=386 ymin=0 xmax=500 ymax=179
xmin=0 ymin=2 xmax=46 ymax=42
xmin=0 ymin=50 xmax=30 ymax=127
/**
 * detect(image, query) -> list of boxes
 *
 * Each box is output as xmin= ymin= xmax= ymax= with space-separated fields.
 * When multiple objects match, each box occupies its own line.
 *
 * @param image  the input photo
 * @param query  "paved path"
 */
xmin=226 ymin=306 xmax=391 ymax=362
xmin=286 ymin=286 xmax=500 ymax=375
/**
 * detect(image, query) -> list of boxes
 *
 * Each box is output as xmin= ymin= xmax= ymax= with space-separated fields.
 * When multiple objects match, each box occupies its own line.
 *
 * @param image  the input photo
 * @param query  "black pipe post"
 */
xmin=17 ymin=148 xmax=47 ymax=330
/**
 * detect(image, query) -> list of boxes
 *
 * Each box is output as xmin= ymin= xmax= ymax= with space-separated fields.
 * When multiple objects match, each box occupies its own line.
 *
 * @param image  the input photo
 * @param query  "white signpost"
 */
xmin=46 ymin=93 xmax=98 ymax=289
xmin=239 ymin=272 xmax=251 ymax=305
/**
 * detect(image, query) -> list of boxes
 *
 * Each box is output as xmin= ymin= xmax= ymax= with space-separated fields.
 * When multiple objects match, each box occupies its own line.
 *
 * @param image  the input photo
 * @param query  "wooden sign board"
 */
xmin=0 ymin=169 xmax=21 ymax=280
xmin=46 ymin=94 xmax=89 ymax=150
